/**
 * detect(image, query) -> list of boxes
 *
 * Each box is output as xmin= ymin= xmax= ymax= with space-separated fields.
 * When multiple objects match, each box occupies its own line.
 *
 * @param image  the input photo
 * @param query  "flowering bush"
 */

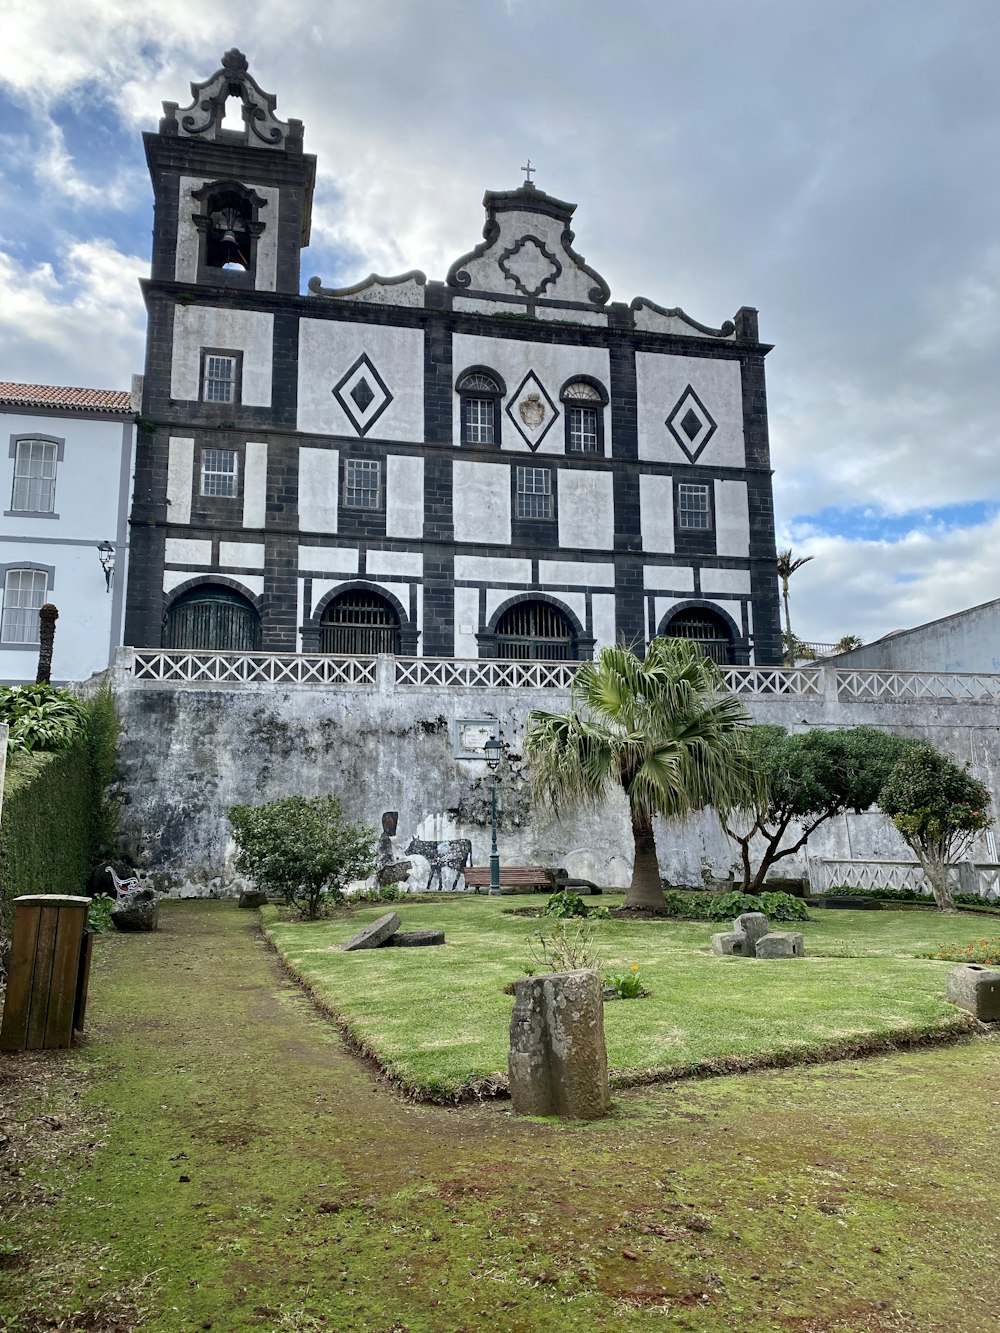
xmin=604 ymin=964 xmax=647 ymax=999
xmin=931 ymin=937 xmax=1000 ymax=965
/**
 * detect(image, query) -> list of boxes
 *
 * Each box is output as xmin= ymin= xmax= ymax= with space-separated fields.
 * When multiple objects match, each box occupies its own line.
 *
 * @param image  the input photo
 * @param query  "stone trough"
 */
xmin=341 ymin=912 xmax=445 ymax=951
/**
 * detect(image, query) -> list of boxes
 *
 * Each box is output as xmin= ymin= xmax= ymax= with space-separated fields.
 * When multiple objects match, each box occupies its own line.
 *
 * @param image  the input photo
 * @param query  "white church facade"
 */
xmin=125 ymin=50 xmax=782 ymax=666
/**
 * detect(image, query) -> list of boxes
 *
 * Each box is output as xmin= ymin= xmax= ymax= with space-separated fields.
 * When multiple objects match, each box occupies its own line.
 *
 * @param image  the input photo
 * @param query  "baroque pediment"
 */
xmin=159 ymin=49 xmax=303 ymax=152
xmin=446 ymin=184 xmax=611 ymax=307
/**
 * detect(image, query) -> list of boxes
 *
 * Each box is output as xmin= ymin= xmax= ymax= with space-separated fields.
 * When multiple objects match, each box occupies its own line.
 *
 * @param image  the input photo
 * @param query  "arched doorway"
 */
xmin=661 ymin=606 xmax=734 ymax=665
xmin=320 ymin=589 xmax=401 ymax=655
xmin=163 ymin=585 xmax=261 ymax=651
xmin=495 ymin=600 xmax=576 ymax=660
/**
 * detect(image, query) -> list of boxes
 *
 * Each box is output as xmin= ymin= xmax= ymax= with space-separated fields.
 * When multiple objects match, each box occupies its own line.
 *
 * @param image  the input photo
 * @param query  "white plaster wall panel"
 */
xmin=558 ymin=470 xmax=614 ymax=551
xmin=714 ymin=481 xmax=751 ymax=557
xmin=538 ymin=560 xmax=615 ymax=587
xmin=454 ymin=555 xmax=532 ymax=583
xmin=456 ymin=210 xmax=603 ymax=305
xmin=591 ymin=593 xmax=617 ymax=649
xmin=535 ymin=305 xmax=608 ymax=327
xmin=298 ymin=449 xmax=339 ymax=534
xmin=453 ymin=461 xmax=511 ymax=545
xmin=635 ymin=352 xmax=745 ymax=466
xmin=170 ymin=307 xmax=274 ymax=406
xmin=701 ymin=567 xmax=752 ymax=595
xmin=166 ymin=437 xmax=194 ymax=525
xmin=643 ymin=565 xmax=695 ymax=592
xmin=175 ymin=178 xmax=278 ymax=289
xmin=164 ymin=538 xmax=212 ymax=565
xmin=632 ymin=301 xmax=736 ymax=339
xmin=453 ymin=586 xmax=480 ymax=658
xmin=366 ymin=550 xmax=423 ymax=578
xmin=219 ymin=542 xmax=266 ymax=569
xmin=452 ymin=334 xmax=611 ymax=456
xmin=310 ymin=578 xmax=346 ymax=616
xmin=164 ymin=570 xmax=191 ymax=595
xmin=639 ymin=474 xmax=674 ymax=553
xmin=242 ymin=441 xmax=268 ymax=529
xmin=486 ymin=586 xmax=586 ymax=626
xmin=296 ymin=546 xmax=358 ymax=576
xmin=452 ymin=297 xmax=523 ymax=316
xmin=0 ymin=413 xmax=130 ymax=542
xmin=385 ymin=455 xmax=424 ymax=538
xmin=296 ymin=320 xmax=424 ymax=440
xmin=328 ymin=277 xmax=425 ymax=307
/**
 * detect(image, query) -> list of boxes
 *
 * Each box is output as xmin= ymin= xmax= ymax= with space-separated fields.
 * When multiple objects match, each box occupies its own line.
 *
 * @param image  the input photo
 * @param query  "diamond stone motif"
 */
xmin=498 ymin=235 xmax=561 ymax=298
xmin=666 ymin=385 xmax=717 ymax=462
xmin=332 ymin=353 xmax=393 ymax=437
xmin=505 ymin=371 xmax=559 ymax=450
xmin=351 ymin=378 xmax=375 ymax=412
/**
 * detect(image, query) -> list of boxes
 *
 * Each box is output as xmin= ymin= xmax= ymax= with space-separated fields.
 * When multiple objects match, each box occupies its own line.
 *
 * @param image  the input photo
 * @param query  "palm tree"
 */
xmin=35 ymin=603 xmax=59 ymax=685
xmin=776 ymin=549 xmax=814 ymax=662
xmin=524 ymin=638 xmax=764 ymax=910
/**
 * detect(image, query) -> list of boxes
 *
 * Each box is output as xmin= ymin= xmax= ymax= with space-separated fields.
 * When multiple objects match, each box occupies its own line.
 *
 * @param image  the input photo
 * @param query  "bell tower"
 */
xmin=144 ymin=49 xmax=315 ymax=294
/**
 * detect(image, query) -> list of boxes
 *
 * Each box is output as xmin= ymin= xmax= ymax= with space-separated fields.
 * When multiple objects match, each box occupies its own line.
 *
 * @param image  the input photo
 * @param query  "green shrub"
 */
xmin=229 ymin=796 xmax=377 ymax=920
xmin=658 ymin=889 xmax=809 ymax=923
xmin=825 ymin=886 xmax=1000 ymax=912
xmin=87 ymin=893 xmax=116 ymax=934
xmin=541 ymin=889 xmax=610 ymax=920
xmin=604 ymin=964 xmax=646 ymax=999
xmin=0 ymin=683 xmax=87 ymax=754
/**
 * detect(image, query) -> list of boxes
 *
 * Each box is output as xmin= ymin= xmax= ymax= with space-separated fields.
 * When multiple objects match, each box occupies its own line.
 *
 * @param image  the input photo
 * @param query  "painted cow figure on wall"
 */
xmin=404 ymin=837 xmax=474 ymax=892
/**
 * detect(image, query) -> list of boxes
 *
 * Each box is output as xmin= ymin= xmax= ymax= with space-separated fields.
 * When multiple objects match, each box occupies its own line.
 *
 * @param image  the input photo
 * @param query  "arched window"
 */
xmin=560 ymin=378 xmax=607 ymax=454
xmin=456 ymin=368 xmax=504 ymax=445
xmin=661 ymin=607 xmax=733 ymax=665
xmin=163 ymin=585 xmax=261 ymax=652
xmin=320 ymin=590 xmax=401 ymax=655
xmin=191 ymin=179 xmax=266 ymax=280
xmin=495 ymin=600 xmax=576 ymax=660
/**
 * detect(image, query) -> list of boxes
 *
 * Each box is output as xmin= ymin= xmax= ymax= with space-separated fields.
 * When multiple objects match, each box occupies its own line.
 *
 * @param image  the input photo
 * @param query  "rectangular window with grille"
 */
xmin=567 ymin=406 xmax=599 ymax=453
xmin=200 ymin=448 xmax=239 ymax=497
xmin=677 ymin=482 xmax=711 ymax=530
xmin=200 ymin=351 xmax=239 ymax=403
xmin=344 ymin=458 xmax=381 ymax=509
xmin=1 ymin=568 xmax=47 ymax=643
xmin=11 ymin=438 xmax=58 ymax=513
xmin=462 ymin=396 xmax=495 ymax=445
xmin=516 ymin=466 xmax=553 ymax=520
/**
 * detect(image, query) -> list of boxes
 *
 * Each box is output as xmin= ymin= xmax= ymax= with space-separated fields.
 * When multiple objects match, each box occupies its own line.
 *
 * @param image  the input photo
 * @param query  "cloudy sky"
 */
xmin=1 ymin=0 xmax=997 ymax=645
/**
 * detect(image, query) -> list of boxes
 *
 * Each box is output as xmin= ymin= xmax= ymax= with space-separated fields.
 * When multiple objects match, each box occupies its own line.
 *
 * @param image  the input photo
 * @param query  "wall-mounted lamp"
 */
xmin=97 ymin=541 xmax=115 ymax=593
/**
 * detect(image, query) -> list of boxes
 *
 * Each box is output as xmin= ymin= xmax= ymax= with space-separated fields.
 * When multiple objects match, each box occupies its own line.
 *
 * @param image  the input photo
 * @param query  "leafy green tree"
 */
xmin=879 ymin=743 xmax=991 ymax=912
xmin=525 ymin=638 xmax=763 ymax=911
xmin=229 ymin=796 xmax=377 ymax=919
xmin=723 ymin=726 xmax=914 ymax=892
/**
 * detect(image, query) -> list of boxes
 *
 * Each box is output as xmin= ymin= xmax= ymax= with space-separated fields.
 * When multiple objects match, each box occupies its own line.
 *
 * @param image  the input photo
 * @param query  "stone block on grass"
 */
xmin=946 ymin=964 xmax=1000 ymax=1022
xmin=238 ymin=889 xmax=268 ymax=909
xmin=733 ymin=912 xmax=770 ymax=954
xmin=508 ymin=969 xmax=610 ymax=1120
xmin=711 ymin=931 xmax=750 ymax=956
xmin=110 ymin=888 xmax=159 ymax=932
xmin=755 ymin=931 xmax=805 ymax=959
xmin=342 ymin=912 xmax=401 ymax=951
xmin=384 ymin=930 xmax=445 ymax=947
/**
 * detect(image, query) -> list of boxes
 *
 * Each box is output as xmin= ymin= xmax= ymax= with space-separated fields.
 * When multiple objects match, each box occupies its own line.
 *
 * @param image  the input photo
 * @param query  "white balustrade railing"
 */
xmin=394 ymin=656 xmax=580 ymax=690
xmin=836 ymin=670 xmax=1000 ymax=702
xmin=813 ymin=858 xmax=1000 ymax=900
xmin=132 ymin=649 xmax=377 ymax=685
xmin=125 ymin=650 xmax=1000 ymax=704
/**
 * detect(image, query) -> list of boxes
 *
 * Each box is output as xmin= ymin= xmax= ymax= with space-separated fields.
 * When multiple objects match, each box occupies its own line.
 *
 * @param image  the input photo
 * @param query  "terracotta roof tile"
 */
xmin=0 ymin=382 xmax=133 ymax=414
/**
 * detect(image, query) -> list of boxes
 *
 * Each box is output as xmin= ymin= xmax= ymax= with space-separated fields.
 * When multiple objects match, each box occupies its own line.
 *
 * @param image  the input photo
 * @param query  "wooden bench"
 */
xmin=463 ymin=866 xmax=550 ymax=893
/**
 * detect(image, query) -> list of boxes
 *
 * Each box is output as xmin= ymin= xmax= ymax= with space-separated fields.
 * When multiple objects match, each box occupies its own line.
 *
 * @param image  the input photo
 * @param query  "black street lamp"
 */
xmin=96 ymin=541 xmax=115 ymax=592
xmin=484 ymin=734 xmax=502 ymax=895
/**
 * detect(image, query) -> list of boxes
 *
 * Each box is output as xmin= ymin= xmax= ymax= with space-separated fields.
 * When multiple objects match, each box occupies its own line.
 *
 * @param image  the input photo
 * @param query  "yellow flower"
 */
xmin=631 ymin=965 xmax=639 ymax=972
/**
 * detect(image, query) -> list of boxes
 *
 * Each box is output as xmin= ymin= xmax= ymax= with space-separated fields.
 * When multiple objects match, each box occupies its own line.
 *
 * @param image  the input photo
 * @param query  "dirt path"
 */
xmin=2 ymin=900 xmax=999 ymax=1332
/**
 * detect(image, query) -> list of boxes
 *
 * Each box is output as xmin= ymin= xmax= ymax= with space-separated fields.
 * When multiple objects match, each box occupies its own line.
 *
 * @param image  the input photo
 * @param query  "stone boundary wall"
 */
xmin=104 ymin=656 xmax=1000 ymax=894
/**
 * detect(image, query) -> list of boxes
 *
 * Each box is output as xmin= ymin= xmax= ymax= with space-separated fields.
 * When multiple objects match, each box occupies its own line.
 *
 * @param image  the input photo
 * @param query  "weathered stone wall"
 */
xmin=108 ymin=658 xmax=1000 ymax=894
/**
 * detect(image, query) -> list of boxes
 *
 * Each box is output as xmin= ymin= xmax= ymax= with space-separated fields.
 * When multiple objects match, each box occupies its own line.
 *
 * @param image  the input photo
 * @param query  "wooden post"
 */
xmin=0 ymin=895 xmax=92 ymax=1050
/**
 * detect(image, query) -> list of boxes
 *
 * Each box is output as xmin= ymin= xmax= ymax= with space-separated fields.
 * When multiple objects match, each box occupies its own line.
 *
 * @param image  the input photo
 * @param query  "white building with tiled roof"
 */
xmin=0 ymin=380 xmax=137 ymax=682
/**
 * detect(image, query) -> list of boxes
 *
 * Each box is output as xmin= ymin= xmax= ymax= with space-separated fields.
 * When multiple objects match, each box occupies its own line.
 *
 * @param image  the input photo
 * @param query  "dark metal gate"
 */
xmin=495 ymin=601 xmax=574 ymax=660
xmin=320 ymin=592 xmax=401 ymax=655
xmin=662 ymin=608 xmax=732 ymax=664
xmin=164 ymin=587 xmax=261 ymax=651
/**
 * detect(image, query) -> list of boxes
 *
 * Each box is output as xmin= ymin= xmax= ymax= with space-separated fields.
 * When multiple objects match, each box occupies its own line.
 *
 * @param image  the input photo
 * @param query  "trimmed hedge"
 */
xmin=0 ymin=743 xmax=95 ymax=945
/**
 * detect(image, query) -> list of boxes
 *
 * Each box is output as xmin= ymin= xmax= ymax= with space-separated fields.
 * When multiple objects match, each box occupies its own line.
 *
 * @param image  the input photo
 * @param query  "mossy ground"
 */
xmin=264 ymin=897 xmax=992 ymax=1098
xmin=1 ymin=900 xmax=998 ymax=1331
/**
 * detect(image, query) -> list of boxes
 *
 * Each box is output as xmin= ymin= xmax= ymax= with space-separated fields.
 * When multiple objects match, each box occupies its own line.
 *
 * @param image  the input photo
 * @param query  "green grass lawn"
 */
xmin=263 ymin=897 xmax=994 ymax=1098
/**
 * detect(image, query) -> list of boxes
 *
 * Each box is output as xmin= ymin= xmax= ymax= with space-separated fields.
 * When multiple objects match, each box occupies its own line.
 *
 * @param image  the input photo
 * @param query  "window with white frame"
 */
xmin=677 ymin=482 xmax=712 ymax=530
xmin=201 ymin=352 xmax=239 ymax=403
xmin=457 ymin=370 xmax=502 ymax=446
xmin=344 ymin=458 xmax=381 ymax=509
xmin=11 ymin=438 xmax=58 ymax=513
xmin=561 ymin=380 xmax=605 ymax=454
xmin=1 ymin=568 xmax=47 ymax=643
xmin=516 ymin=466 xmax=553 ymax=520
xmin=200 ymin=448 xmax=239 ymax=497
